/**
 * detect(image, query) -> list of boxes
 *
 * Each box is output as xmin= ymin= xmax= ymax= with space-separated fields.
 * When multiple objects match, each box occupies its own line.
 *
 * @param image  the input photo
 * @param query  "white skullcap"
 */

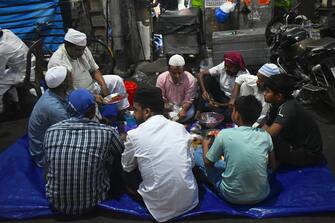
xmin=64 ymin=28 xmax=87 ymax=46
xmin=258 ymin=63 xmax=280 ymax=78
xmin=169 ymin=54 xmax=185 ymax=67
xmin=45 ymin=66 xmax=67 ymax=88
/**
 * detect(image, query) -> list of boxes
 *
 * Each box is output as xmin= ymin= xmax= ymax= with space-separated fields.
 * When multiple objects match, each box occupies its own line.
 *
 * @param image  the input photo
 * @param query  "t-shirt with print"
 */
xmin=266 ymin=98 xmax=322 ymax=154
xmin=208 ymin=61 xmax=250 ymax=97
xmin=206 ymin=126 xmax=273 ymax=204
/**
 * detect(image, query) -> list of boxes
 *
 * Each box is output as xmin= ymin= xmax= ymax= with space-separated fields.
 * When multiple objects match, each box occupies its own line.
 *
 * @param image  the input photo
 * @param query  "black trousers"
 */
xmin=121 ymin=168 xmax=143 ymax=202
xmin=273 ymin=136 xmax=323 ymax=167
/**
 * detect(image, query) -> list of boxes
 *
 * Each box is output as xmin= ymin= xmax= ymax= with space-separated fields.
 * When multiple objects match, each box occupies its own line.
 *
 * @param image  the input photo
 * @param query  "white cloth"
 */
xmin=121 ymin=115 xmax=199 ymax=222
xmin=169 ymin=54 xmax=185 ymax=67
xmin=102 ymin=75 xmax=129 ymax=110
xmin=64 ymin=28 xmax=87 ymax=46
xmin=45 ymin=66 xmax=67 ymax=88
xmin=48 ymin=45 xmax=129 ymax=110
xmin=209 ymin=61 xmax=250 ymax=97
xmin=48 ymin=44 xmax=98 ymax=89
xmin=235 ymin=74 xmax=269 ymax=121
xmin=0 ymin=29 xmax=33 ymax=113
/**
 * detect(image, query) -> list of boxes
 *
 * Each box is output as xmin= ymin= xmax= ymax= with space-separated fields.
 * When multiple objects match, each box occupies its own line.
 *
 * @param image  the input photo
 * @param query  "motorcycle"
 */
xmin=265 ymin=2 xmax=335 ymax=109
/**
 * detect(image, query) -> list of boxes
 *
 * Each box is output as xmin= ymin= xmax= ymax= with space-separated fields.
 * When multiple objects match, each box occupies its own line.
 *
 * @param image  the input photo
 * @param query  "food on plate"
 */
xmin=197 ymin=112 xmax=225 ymax=128
xmin=104 ymin=93 xmax=127 ymax=104
xmin=191 ymin=133 xmax=203 ymax=147
xmin=207 ymin=129 xmax=220 ymax=137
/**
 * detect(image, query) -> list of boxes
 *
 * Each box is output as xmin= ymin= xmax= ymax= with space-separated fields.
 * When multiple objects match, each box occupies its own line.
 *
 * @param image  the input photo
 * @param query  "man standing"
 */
xmin=0 ymin=29 xmax=32 ymax=114
xmin=28 ymin=66 xmax=73 ymax=167
xmin=156 ymin=54 xmax=197 ymax=122
xmin=48 ymin=28 xmax=129 ymax=111
xmin=43 ymin=88 xmax=124 ymax=215
xmin=121 ymin=87 xmax=198 ymax=222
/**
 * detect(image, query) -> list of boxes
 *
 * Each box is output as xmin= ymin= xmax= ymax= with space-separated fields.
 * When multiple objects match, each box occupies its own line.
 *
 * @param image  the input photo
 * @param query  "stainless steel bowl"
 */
xmin=197 ymin=112 xmax=225 ymax=128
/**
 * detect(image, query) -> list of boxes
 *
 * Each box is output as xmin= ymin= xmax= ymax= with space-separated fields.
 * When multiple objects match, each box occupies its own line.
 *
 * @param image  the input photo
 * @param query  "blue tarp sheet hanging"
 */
xmin=0 ymin=0 xmax=65 ymax=52
xmin=1 ymin=135 xmax=335 ymax=220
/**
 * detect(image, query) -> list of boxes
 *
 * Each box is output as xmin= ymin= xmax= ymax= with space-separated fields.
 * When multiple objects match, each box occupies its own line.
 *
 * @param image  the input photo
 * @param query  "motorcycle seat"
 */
xmin=302 ymin=37 xmax=335 ymax=51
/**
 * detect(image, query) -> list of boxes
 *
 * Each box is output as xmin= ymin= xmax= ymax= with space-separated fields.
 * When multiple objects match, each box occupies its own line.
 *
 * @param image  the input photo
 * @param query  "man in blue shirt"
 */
xmin=28 ymin=66 xmax=73 ymax=167
xmin=195 ymin=95 xmax=277 ymax=204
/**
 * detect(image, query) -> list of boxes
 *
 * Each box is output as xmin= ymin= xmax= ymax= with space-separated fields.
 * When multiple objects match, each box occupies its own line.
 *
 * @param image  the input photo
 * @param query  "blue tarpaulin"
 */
xmin=0 ymin=0 xmax=65 ymax=52
xmin=1 ymin=135 xmax=335 ymax=220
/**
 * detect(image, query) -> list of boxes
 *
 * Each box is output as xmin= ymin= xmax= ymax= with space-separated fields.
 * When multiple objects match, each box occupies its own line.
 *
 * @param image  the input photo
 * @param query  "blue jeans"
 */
xmin=194 ymin=148 xmax=226 ymax=195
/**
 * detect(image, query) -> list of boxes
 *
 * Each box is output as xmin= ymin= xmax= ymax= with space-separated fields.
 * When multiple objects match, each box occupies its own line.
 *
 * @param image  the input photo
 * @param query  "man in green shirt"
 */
xmin=194 ymin=95 xmax=277 ymax=204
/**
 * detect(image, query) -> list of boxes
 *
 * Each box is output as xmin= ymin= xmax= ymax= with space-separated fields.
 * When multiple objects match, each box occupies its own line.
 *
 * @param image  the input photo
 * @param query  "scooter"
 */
xmin=265 ymin=2 xmax=335 ymax=109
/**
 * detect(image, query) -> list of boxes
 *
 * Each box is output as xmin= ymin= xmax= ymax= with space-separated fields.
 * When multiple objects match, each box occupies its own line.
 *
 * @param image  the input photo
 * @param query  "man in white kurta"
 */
xmin=0 ymin=29 xmax=31 ymax=113
xmin=121 ymin=87 xmax=198 ymax=222
xmin=48 ymin=28 xmax=129 ymax=110
xmin=229 ymin=63 xmax=281 ymax=123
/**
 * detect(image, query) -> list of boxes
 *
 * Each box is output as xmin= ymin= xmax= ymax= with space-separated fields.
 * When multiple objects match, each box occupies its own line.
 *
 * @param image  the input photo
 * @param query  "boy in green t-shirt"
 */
xmin=194 ymin=95 xmax=277 ymax=204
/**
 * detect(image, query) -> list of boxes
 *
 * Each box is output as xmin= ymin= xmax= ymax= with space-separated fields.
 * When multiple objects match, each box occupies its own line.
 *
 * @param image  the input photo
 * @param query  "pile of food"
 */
xmin=207 ymin=129 xmax=220 ymax=137
xmin=197 ymin=112 xmax=225 ymax=128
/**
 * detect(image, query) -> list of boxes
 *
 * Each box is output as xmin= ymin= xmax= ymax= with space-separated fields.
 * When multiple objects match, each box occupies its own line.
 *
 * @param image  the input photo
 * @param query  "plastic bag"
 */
xmin=215 ymin=1 xmax=236 ymax=23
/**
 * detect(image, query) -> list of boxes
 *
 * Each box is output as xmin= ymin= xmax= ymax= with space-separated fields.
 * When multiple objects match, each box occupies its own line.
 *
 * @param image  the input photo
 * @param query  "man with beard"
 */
xmin=28 ymin=66 xmax=73 ymax=167
xmin=229 ymin=63 xmax=281 ymax=125
xmin=48 ymin=28 xmax=129 ymax=111
xmin=197 ymin=51 xmax=249 ymax=113
xmin=156 ymin=54 xmax=197 ymax=122
xmin=121 ymin=87 xmax=198 ymax=222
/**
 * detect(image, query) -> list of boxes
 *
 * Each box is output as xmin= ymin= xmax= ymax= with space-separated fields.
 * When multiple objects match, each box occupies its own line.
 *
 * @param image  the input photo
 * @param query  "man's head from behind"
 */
xmin=64 ymin=28 xmax=87 ymax=59
xmin=45 ymin=66 xmax=72 ymax=93
xmin=133 ymin=87 xmax=164 ymax=124
xmin=168 ymin=54 xmax=185 ymax=85
xmin=232 ymin=95 xmax=262 ymax=126
xmin=263 ymin=73 xmax=295 ymax=105
xmin=69 ymin=89 xmax=96 ymax=119
xmin=257 ymin=63 xmax=281 ymax=91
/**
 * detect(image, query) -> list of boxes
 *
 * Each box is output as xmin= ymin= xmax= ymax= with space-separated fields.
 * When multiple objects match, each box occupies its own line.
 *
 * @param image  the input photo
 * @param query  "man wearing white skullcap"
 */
xmin=229 ymin=63 xmax=281 ymax=125
xmin=48 ymin=28 xmax=129 ymax=111
xmin=156 ymin=54 xmax=197 ymax=122
xmin=64 ymin=28 xmax=87 ymax=47
xmin=28 ymin=66 xmax=73 ymax=167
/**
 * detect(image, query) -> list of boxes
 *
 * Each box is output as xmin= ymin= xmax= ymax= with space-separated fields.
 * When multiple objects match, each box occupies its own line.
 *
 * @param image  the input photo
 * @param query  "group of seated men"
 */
xmin=1 ymin=28 xmax=323 ymax=222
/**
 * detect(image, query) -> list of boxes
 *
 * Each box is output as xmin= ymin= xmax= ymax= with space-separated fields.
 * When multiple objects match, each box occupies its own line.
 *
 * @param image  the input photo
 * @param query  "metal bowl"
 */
xmin=197 ymin=112 xmax=225 ymax=129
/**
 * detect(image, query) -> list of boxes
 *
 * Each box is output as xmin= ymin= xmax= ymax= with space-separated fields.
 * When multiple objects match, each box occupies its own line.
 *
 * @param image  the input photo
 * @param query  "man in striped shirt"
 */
xmin=43 ymin=88 xmax=124 ymax=215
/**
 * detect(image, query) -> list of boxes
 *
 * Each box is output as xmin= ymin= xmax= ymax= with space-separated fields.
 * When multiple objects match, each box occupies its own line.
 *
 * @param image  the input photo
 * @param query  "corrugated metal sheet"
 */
xmin=0 ymin=0 xmax=65 ymax=52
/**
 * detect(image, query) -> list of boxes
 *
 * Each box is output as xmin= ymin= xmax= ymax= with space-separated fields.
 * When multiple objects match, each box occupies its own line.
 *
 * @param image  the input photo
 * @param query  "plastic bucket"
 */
xmin=124 ymin=80 xmax=138 ymax=108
